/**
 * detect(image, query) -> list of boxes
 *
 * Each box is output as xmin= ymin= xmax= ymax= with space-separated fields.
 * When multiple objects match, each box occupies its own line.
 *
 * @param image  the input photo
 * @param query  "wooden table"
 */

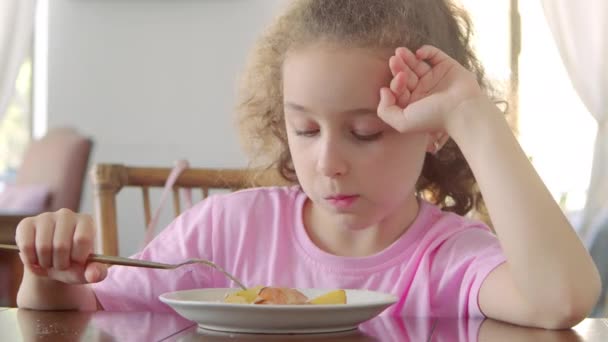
xmin=0 ymin=214 xmax=25 ymax=307
xmin=0 ymin=308 xmax=607 ymax=341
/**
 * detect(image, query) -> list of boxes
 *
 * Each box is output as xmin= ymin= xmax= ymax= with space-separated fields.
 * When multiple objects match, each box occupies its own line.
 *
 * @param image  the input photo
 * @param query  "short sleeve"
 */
xmin=92 ymin=197 xmax=217 ymax=312
xmin=429 ymin=227 xmax=506 ymax=317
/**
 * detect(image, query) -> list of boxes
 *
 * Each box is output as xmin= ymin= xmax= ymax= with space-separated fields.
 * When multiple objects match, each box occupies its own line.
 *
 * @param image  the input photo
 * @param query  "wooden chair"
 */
xmin=89 ymin=163 xmax=283 ymax=256
xmin=0 ymin=215 xmax=26 ymax=307
xmin=0 ymin=127 xmax=92 ymax=307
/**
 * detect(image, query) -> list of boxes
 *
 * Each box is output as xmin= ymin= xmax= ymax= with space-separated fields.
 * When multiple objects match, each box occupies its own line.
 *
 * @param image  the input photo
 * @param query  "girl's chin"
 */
xmin=309 ymin=198 xmax=380 ymax=229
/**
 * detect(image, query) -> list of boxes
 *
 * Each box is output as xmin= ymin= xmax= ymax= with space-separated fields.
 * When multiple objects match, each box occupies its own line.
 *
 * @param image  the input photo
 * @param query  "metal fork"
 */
xmin=0 ymin=243 xmax=247 ymax=290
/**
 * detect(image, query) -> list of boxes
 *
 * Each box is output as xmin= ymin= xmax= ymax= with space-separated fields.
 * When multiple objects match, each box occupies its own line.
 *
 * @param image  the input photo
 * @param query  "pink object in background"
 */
xmin=0 ymin=183 xmax=50 ymax=214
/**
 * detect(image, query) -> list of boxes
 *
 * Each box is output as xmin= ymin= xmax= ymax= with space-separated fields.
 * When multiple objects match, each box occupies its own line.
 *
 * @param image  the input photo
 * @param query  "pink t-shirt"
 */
xmin=92 ymin=186 xmax=506 ymax=317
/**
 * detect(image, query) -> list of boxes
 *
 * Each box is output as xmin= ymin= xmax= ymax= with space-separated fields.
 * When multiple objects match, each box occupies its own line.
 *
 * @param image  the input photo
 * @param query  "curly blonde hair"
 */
xmin=237 ymin=0 xmax=494 ymax=217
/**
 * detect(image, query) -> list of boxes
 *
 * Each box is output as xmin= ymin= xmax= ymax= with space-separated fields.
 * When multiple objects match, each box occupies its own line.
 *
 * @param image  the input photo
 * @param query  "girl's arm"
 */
xmin=379 ymin=45 xmax=600 ymax=329
xmin=448 ymin=96 xmax=600 ymax=329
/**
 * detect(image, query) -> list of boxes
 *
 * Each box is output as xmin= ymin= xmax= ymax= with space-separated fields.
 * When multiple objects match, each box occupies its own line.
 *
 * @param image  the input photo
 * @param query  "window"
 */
xmin=461 ymin=0 xmax=595 ymax=214
xmin=0 ymin=58 xmax=33 ymax=187
xmin=517 ymin=1 xmax=595 ymax=213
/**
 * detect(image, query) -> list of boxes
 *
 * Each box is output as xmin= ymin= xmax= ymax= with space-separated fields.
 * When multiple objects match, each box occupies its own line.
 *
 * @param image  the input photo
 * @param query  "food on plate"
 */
xmin=306 ymin=289 xmax=347 ymax=305
xmin=223 ymin=286 xmax=265 ymax=304
xmin=223 ymin=287 xmax=347 ymax=305
xmin=254 ymin=286 xmax=309 ymax=304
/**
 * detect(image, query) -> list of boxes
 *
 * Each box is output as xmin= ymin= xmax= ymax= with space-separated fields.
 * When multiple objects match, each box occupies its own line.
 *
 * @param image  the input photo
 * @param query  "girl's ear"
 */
xmin=425 ymin=132 xmax=447 ymax=154
xmin=425 ymin=133 xmax=438 ymax=153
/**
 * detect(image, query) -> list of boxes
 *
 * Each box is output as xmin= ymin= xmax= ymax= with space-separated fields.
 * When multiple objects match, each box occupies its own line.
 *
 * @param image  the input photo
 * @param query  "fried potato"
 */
xmin=223 ymin=287 xmax=348 ymax=305
xmin=307 ymin=289 xmax=347 ymax=304
xmin=223 ymin=294 xmax=249 ymax=304
xmin=223 ymin=286 xmax=264 ymax=304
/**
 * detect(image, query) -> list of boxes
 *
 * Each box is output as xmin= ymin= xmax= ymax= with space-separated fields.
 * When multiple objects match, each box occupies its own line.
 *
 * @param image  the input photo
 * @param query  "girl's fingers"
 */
xmin=389 ymin=54 xmax=407 ymax=76
xmin=84 ymin=262 xmax=108 ymax=283
xmin=15 ymin=217 xmax=38 ymax=265
xmin=389 ymin=71 xmax=415 ymax=107
xmin=34 ymin=214 xmax=56 ymax=269
xmin=396 ymin=90 xmax=412 ymax=108
xmin=52 ymin=210 xmax=77 ymax=270
xmin=389 ymin=71 xmax=407 ymax=94
xmin=416 ymin=45 xmax=451 ymax=67
xmin=15 ymin=210 xmax=98 ymax=285
xmin=391 ymin=54 xmax=419 ymax=92
xmin=378 ymin=88 xmax=410 ymax=132
xmin=405 ymin=70 xmax=419 ymax=92
xmin=378 ymin=87 xmax=396 ymax=108
xmin=397 ymin=47 xmax=431 ymax=78
xmin=71 ymin=215 xmax=95 ymax=265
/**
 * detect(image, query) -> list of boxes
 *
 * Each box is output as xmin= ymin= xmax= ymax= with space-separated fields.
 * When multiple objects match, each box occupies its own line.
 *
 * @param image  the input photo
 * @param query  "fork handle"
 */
xmin=0 ymin=243 xmax=172 ymax=269
xmin=88 ymin=254 xmax=173 ymax=269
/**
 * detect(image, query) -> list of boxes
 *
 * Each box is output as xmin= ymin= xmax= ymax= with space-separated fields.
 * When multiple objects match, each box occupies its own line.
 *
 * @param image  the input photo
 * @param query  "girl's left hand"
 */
xmin=377 ymin=45 xmax=483 ymax=137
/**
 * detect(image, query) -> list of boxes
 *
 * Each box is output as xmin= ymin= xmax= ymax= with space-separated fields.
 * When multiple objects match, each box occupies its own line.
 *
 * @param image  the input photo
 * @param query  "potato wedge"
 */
xmin=223 ymin=294 xmax=249 ymax=304
xmin=223 ymin=286 xmax=264 ymax=304
xmin=307 ymin=289 xmax=347 ymax=304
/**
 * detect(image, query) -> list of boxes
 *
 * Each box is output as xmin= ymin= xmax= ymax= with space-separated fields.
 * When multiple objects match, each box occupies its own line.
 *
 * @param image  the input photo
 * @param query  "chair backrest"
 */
xmin=89 ymin=163 xmax=283 ymax=256
xmin=0 ymin=127 xmax=92 ymax=307
xmin=15 ymin=127 xmax=93 ymax=212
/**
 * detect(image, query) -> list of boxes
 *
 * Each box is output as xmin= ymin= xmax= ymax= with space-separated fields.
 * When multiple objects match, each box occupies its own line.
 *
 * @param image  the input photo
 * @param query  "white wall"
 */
xmin=46 ymin=0 xmax=284 ymax=256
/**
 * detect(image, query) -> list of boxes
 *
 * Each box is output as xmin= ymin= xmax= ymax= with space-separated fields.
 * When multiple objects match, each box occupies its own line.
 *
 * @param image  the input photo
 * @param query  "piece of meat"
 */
xmin=253 ymin=287 xmax=309 ymax=305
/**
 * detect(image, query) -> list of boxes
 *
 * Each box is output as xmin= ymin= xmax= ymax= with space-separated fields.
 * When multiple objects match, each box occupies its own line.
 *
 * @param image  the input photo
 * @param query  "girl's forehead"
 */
xmin=285 ymin=42 xmax=393 ymax=63
xmin=282 ymin=45 xmax=392 ymax=82
xmin=282 ymin=45 xmax=392 ymax=113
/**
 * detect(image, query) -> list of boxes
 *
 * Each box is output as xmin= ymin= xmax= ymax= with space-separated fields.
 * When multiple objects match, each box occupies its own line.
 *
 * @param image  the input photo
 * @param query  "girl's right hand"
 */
xmin=15 ymin=209 xmax=108 ymax=284
xmin=378 ymin=45 xmax=484 ymax=136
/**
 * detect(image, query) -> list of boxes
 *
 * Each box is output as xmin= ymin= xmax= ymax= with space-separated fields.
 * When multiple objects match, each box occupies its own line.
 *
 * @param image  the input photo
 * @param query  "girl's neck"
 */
xmin=302 ymin=195 xmax=420 ymax=257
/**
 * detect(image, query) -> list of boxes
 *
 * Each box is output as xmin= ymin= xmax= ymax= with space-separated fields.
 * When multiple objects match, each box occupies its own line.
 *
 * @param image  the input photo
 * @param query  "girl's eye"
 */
xmin=352 ymin=131 xmax=383 ymax=141
xmin=294 ymin=129 xmax=319 ymax=137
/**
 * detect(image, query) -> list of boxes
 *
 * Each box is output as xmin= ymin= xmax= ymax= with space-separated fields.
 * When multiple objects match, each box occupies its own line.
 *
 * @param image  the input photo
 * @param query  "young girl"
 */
xmin=15 ymin=0 xmax=599 ymax=329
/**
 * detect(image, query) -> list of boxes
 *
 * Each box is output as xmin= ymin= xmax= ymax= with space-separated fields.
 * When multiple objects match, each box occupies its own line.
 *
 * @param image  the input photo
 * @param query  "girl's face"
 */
xmin=283 ymin=44 xmax=429 ymax=231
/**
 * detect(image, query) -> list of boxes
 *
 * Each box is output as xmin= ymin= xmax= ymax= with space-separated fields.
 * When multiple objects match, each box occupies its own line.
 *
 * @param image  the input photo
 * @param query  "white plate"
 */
xmin=159 ymin=288 xmax=397 ymax=334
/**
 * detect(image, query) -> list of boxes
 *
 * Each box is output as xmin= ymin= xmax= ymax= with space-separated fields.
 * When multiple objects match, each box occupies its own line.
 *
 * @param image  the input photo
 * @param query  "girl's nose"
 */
xmin=316 ymin=138 xmax=348 ymax=178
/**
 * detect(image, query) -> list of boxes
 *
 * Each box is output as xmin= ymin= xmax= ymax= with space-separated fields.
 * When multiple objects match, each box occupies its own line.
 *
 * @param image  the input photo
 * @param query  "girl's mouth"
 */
xmin=325 ymin=194 xmax=359 ymax=209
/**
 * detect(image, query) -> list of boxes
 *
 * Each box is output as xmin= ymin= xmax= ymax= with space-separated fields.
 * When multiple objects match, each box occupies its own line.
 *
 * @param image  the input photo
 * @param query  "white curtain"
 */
xmin=0 ymin=0 xmax=36 ymax=122
xmin=541 ymin=0 xmax=608 ymax=244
